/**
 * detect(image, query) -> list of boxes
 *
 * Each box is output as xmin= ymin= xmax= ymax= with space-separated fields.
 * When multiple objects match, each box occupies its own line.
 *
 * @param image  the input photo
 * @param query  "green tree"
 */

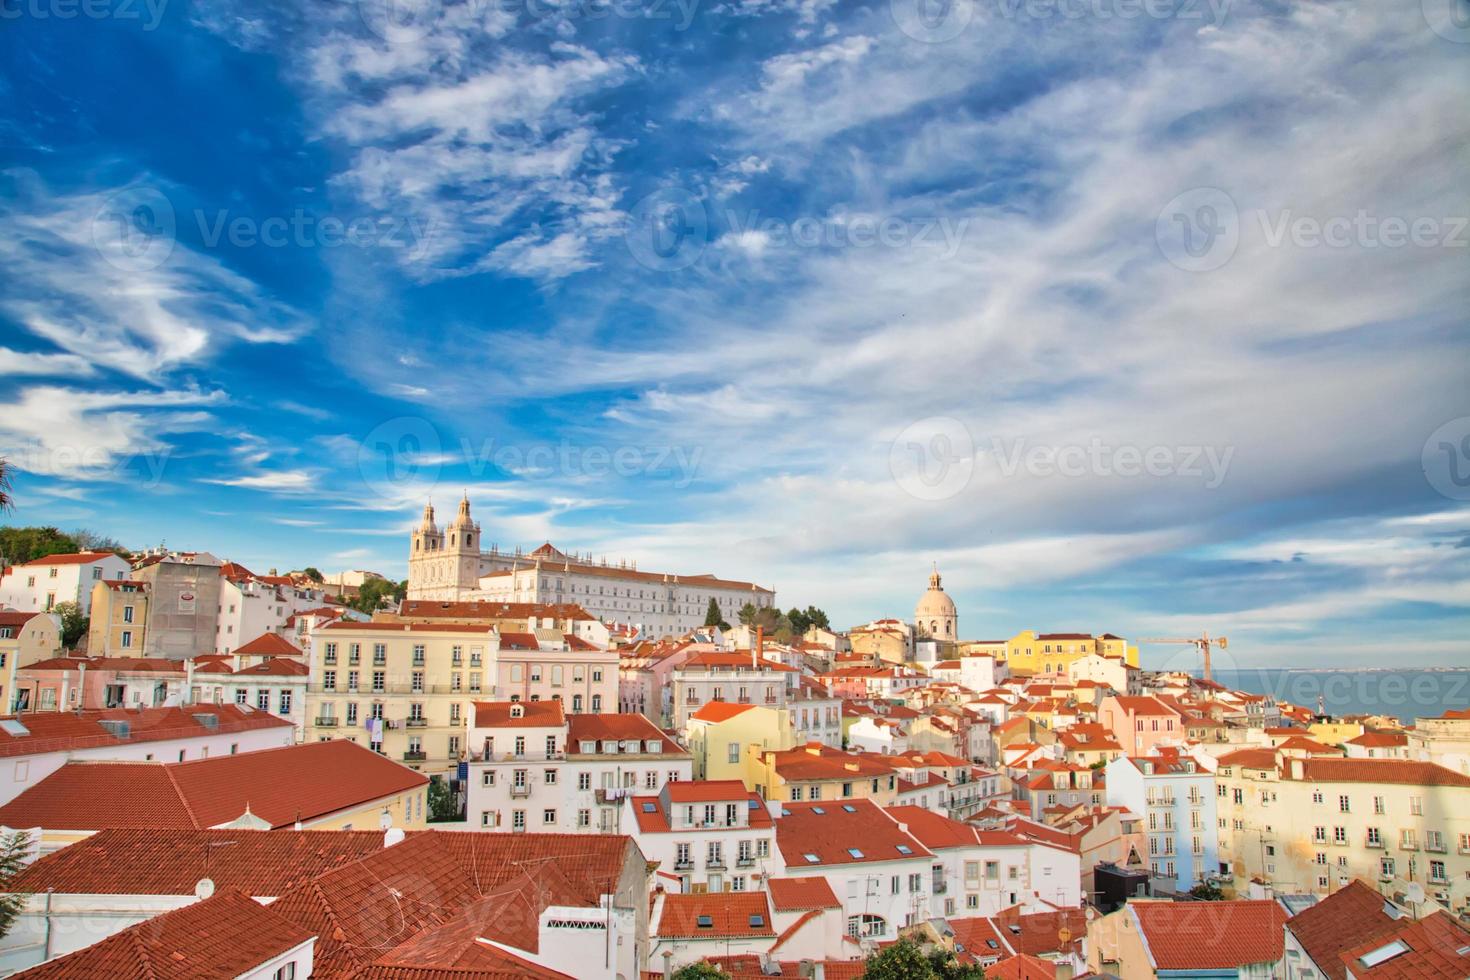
xmin=1189 ymin=880 xmax=1225 ymax=901
xmin=426 ymin=776 xmax=460 ymax=822
xmin=703 ymin=597 xmax=729 ymax=629
xmin=71 ymin=528 xmax=129 ymax=556
xmin=862 ymin=938 xmax=986 ymax=979
xmin=53 ymin=601 xmax=88 ymax=649
xmin=737 ymin=602 xmax=758 ymax=626
xmin=349 ymin=577 xmax=407 ymax=615
xmin=302 ymin=566 xmax=324 ymax=583
xmin=672 ymin=964 xmax=730 ymax=980
xmin=805 ymin=605 xmax=830 ymax=631
xmin=0 ymin=830 xmax=33 ymax=939
xmin=0 ymin=526 xmax=80 ymax=566
xmin=787 ymin=607 xmax=811 ymax=636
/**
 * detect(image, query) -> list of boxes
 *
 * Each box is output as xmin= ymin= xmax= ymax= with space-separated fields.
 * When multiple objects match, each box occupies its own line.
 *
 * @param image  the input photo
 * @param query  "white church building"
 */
xmin=406 ymin=497 xmax=777 ymax=636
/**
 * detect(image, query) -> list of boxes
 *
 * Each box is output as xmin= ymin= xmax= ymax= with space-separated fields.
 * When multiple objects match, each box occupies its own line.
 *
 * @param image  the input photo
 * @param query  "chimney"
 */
xmin=76 ymin=663 xmax=87 ymax=713
xmin=754 ymin=626 xmax=764 ymax=668
xmin=661 ymin=950 xmax=673 ymax=980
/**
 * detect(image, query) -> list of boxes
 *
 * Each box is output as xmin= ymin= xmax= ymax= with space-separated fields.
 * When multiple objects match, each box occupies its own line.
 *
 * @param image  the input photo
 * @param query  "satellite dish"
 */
xmin=194 ymin=878 xmax=216 ymax=899
xmin=379 ymin=809 xmax=392 ymax=831
xmin=1405 ymin=882 xmax=1426 ymax=905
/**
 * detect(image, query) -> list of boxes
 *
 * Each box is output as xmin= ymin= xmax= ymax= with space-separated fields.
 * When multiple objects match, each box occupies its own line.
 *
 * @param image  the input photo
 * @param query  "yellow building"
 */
xmin=747 ymin=742 xmax=899 ymax=804
xmin=1001 ymin=630 xmax=1138 ymax=676
xmin=86 ymin=579 xmax=150 ymax=657
xmin=1215 ymin=749 xmax=1470 ymax=910
xmin=0 ymin=611 xmax=62 ymax=712
xmin=306 ymin=620 xmax=497 ymax=775
xmin=685 ymin=701 xmax=793 ymax=784
xmin=1308 ymin=720 xmax=1367 ymax=746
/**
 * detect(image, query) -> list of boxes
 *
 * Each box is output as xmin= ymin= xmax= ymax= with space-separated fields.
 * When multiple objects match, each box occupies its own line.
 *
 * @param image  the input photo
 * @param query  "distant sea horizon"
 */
xmin=1205 ymin=668 xmax=1470 ymax=723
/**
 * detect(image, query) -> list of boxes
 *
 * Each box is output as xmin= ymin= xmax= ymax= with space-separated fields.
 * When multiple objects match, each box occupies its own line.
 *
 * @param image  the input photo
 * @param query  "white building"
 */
xmin=888 ymin=805 xmax=1082 ymax=918
xmin=467 ymin=701 xmax=693 ymax=834
xmin=0 ymin=552 xmax=132 ymax=616
xmin=1105 ymin=751 xmax=1220 ymax=894
xmin=406 ymin=497 xmax=776 ymax=635
xmin=624 ymin=779 xmax=779 ymax=894
xmin=215 ymin=566 xmax=329 ymax=654
xmin=773 ymin=798 xmax=937 ymax=944
xmin=671 ymin=652 xmax=797 ymax=732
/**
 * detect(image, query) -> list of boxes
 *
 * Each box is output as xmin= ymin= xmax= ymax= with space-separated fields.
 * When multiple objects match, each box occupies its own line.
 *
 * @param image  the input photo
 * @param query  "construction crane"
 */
xmin=1136 ymin=632 xmax=1228 ymax=682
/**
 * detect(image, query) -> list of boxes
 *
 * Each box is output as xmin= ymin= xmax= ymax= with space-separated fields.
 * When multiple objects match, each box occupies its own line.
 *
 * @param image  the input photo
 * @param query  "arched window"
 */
xmin=847 ymin=913 xmax=887 ymax=939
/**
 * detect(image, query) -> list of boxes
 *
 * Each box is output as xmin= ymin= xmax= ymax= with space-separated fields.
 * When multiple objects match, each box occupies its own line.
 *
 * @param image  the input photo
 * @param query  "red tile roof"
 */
xmin=13 ymin=887 xmax=312 ymax=979
xmin=10 ymin=828 xmax=389 ymax=896
xmin=15 ymin=551 xmax=120 ymax=567
xmin=1130 ymin=900 xmax=1287 ymax=970
xmin=267 ymin=831 xmax=632 ymax=977
xmin=775 ymin=799 xmax=932 ymax=867
xmin=1219 ymin=748 xmax=1280 ymax=769
xmin=1285 ymin=879 xmax=1401 ymax=980
xmin=322 ymin=621 xmax=495 ymax=633
xmin=234 ymin=656 xmax=309 ymax=676
xmin=985 ymin=955 xmax=1057 ymax=980
xmin=0 ymin=739 xmax=427 ymax=831
xmin=1106 ymin=695 xmax=1177 ymax=715
xmin=656 ymin=892 xmax=774 ymax=939
xmin=0 ymin=704 xmax=292 ymax=759
xmin=1339 ymin=910 xmax=1470 ymax=979
xmin=398 ymin=600 xmax=597 ymax=622
xmin=689 ymin=701 xmax=757 ymax=723
xmin=567 ymin=713 xmax=684 ymax=752
xmin=20 ymin=656 xmax=184 ymax=674
xmin=498 ymin=631 xmax=540 ymax=650
xmin=766 ymin=876 xmax=841 ymax=911
xmin=666 ymin=780 xmax=752 ymax=803
xmin=763 ymin=743 xmax=897 ymax=782
xmin=232 ymin=632 xmax=303 ymax=657
xmin=1345 ymin=731 xmax=1409 ymax=747
xmin=1296 ymin=758 xmax=1470 ymax=787
xmin=472 ymin=700 xmax=566 ymax=728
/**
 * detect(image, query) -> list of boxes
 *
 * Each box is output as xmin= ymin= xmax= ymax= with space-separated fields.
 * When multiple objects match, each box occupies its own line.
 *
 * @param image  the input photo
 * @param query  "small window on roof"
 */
xmin=848 ymin=848 xmax=864 ymax=858
xmin=896 ymin=845 xmax=912 ymax=855
xmin=749 ymin=914 xmax=765 ymax=927
xmin=641 ymin=802 xmax=656 ymax=813
xmin=987 ymin=940 xmax=999 ymax=949
xmin=811 ymin=806 xmax=825 ymax=814
xmin=842 ymin=804 xmax=856 ymax=812
xmin=804 ymin=853 xmax=821 ymax=863
xmin=696 ymin=915 xmax=714 ymax=929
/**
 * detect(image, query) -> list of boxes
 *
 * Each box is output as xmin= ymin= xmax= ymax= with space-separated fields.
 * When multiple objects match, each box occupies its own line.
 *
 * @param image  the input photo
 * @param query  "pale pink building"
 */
xmin=1099 ymin=695 xmax=1182 ymax=756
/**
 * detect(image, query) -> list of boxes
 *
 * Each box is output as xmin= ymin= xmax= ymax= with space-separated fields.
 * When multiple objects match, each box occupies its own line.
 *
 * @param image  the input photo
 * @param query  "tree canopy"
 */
xmin=346 ymin=577 xmax=407 ymax=614
xmin=53 ymin=601 xmax=88 ymax=649
xmin=861 ymin=938 xmax=986 ymax=979
xmin=703 ymin=597 xmax=729 ymax=629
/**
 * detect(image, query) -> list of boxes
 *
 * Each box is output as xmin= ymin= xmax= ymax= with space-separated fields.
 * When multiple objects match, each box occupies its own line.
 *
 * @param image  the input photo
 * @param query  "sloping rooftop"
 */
xmin=0 ymin=739 xmax=426 ymax=831
xmin=1130 ymin=899 xmax=1287 ymax=970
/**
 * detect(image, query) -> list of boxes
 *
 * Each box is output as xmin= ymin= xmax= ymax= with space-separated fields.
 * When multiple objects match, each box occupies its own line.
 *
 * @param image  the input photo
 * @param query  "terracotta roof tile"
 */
xmin=13 ymin=888 xmax=312 ymax=979
xmin=766 ymin=876 xmax=841 ymax=911
xmin=1130 ymin=900 xmax=1286 ymax=970
xmin=232 ymin=632 xmax=303 ymax=657
xmin=0 ymin=740 xmax=426 ymax=831
xmin=1285 ymin=879 xmax=1401 ymax=980
xmin=656 ymin=892 xmax=774 ymax=939
xmin=775 ymin=799 xmax=932 ymax=867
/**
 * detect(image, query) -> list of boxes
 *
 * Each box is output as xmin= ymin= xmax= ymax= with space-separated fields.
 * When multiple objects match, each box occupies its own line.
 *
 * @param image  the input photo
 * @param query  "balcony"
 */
xmin=1428 ymin=873 xmax=1450 ymax=885
xmin=932 ymin=881 xmax=948 ymax=895
xmin=674 ymin=859 xmax=694 ymax=871
xmin=1399 ymin=840 xmax=1419 ymax=852
xmin=406 ymin=718 xmax=428 ymax=728
xmin=1364 ymin=837 xmax=1385 ymax=850
xmin=737 ymin=856 xmax=756 ymax=868
xmin=1425 ymin=841 xmax=1448 ymax=854
xmin=705 ymin=859 xmax=726 ymax=871
xmin=402 ymin=751 xmax=427 ymax=762
xmin=314 ymin=717 xmax=339 ymax=727
xmin=510 ymin=784 xmax=531 ymax=798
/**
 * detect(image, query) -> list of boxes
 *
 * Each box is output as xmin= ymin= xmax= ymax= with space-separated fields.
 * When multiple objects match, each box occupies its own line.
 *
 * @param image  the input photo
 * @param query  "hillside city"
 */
xmin=0 ymin=499 xmax=1464 ymax=979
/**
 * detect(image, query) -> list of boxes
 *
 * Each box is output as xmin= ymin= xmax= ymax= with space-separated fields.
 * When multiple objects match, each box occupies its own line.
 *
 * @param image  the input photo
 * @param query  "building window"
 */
xmin=257 ymin=691 xmax=270 ymax=711
xmin=543 ymin=808 xmax=556 ymax=825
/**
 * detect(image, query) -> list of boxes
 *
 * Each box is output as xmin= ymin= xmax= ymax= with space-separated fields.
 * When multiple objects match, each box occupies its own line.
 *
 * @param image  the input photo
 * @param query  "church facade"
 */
xmin=407 ymin=497 xmax=777 ymax=636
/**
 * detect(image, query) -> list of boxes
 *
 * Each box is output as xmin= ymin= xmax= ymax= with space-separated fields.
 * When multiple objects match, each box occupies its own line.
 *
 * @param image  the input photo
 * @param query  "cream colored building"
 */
xmin=0 ymin=611 xmax=61 ymax=712
xmin=1216 ymin=750 xmax=1470 ymax=917
xmin=406 ymin=497 xmax=775 ymax=635
xmin=86 ymin=579 xmax=149 ymax=656
xmin=305 ymin=620 xmax=497 ymax=774
xmin=914 ymin=566 xmax=958 ymax=642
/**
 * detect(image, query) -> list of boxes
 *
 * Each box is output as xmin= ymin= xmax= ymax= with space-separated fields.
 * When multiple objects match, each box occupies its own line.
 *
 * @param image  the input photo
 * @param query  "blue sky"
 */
xmin=1 ymin=0 xmax=1467 ymax=667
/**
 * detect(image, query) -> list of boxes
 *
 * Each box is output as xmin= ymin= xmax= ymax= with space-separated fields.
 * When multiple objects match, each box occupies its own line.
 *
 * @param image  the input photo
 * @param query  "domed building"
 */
xmin=915 ymin=565 xmax=958 ymax=641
